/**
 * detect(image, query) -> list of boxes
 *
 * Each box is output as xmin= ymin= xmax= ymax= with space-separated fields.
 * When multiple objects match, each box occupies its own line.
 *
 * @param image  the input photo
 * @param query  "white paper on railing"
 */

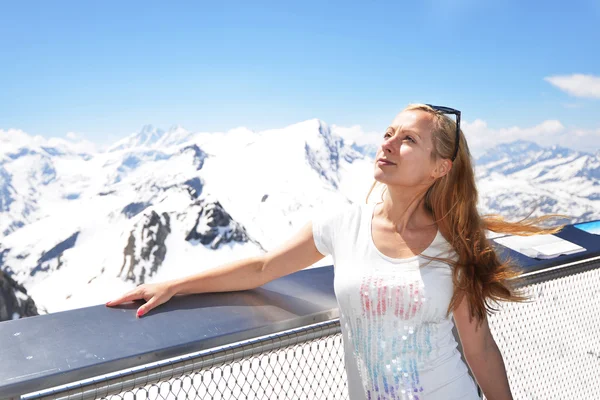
xmin=492 ymin=234 xmax=586 ymax=259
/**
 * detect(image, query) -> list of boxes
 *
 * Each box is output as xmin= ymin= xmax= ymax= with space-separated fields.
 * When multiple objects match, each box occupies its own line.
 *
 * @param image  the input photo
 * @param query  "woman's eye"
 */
xmin=383 ymin=133 xmax=414 ymax=142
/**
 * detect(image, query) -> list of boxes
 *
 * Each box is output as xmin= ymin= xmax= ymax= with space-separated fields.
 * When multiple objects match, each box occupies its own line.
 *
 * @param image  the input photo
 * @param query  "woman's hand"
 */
xmin=105 ymin=281 xmax=176 ymax=318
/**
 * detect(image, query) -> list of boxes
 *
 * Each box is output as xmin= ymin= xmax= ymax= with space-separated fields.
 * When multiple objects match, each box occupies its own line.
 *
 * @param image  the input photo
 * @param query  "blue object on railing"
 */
xmin=574 ymin=220 xmax=600 ymax=235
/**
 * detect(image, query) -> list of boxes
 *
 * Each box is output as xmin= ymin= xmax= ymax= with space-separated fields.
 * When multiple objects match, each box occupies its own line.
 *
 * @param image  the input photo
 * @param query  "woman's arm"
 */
xmin=453 ymin=296 xmax=513 ymax=400
xmin=107 ymin=221 xmax=325 ymax=317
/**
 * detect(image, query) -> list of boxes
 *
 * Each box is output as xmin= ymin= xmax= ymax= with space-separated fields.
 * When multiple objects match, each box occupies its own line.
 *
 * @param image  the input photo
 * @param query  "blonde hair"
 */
xmin=365 ymin=103 xmax=570 ymax=326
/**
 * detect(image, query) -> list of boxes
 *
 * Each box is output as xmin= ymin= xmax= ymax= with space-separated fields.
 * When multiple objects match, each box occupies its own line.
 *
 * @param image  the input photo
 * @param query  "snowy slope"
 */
xmin=0 ymin=120 xmax=373 ymax=316
xmin=475 ymin=140 xmax=600 ymax=222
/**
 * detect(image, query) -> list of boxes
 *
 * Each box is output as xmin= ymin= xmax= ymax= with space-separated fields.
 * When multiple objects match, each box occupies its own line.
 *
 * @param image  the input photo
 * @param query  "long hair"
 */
xmin=365 ymin=103 xmax=570 ymax=327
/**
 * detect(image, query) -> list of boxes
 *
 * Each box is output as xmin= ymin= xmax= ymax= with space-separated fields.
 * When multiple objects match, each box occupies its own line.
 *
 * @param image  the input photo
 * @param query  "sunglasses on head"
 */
xmin=426 ymin=104 xmax=461 ymax=162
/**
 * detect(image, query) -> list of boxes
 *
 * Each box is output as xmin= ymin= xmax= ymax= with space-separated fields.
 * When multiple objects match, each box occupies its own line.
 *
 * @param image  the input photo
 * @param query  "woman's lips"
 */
xmin=377 ymin=160 xmax=395 ymax=166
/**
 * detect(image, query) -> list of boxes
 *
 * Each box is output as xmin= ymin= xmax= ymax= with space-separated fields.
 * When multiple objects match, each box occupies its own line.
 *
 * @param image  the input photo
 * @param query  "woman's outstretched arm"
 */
xmin=453 ymin=296 xmax=514 ymax=400
xmin=106 ymin=221 xmax=325 ymax=317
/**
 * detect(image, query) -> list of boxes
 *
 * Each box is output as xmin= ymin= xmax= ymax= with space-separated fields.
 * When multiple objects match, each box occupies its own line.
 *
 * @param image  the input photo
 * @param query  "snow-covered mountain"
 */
xmin=107 ymin=124 xmax=195 ymax=152
xmin=0 ymin=266 xmax=39 ymax=320
xmin=475 ymin=140 xmax=600 ymax=222
xmin=0 ymin=124 xmax=598 ymax=321
xmin=0 ymin=130 xmax=96 ymax=237
xmin=0 ymin=119 xmax=369 ymax=318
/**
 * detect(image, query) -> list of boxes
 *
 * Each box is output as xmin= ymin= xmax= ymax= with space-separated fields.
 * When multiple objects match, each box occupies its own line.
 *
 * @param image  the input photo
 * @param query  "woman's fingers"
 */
xmin=137 ymin=296 xmax=163 ymax=318
xmin=105 ymin=287 xmax=144 ymax=307
xmin=106 ymin=282 xmax=174 ymax=318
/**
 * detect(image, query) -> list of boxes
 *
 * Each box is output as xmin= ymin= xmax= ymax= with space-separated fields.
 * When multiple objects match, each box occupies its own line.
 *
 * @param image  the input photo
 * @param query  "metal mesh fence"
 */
xmin=23 ymin=320 xmax=349 ymax=400
xmin=487 ymin=263 xmax=600 ymax=400
xmin=22 ymin=260 xmax=600 ymax=400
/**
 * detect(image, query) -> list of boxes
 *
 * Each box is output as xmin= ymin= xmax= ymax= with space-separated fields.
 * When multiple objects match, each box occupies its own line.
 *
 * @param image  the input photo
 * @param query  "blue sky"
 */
xmin=1 ymin=0 xmax=599 ymax=151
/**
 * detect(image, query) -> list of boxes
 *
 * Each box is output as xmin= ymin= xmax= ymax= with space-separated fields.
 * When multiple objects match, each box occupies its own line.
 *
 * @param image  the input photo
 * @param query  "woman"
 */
xmin=107 ymin=104 xmax=566 ymax=399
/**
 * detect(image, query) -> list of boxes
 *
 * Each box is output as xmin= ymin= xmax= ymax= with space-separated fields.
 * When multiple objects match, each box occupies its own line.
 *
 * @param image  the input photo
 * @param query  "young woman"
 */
xmin=106 ymin=104 xmax=566 ymax=399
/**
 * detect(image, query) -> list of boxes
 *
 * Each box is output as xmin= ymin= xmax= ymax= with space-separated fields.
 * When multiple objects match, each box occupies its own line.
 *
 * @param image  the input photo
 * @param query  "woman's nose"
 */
xmin=381 ymin=137 xmax=399 ymax=153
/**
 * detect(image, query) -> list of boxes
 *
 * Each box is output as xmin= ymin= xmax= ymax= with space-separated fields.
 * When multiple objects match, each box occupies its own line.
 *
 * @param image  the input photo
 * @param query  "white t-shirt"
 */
xmin=312 ymin=201 xmax=480 ymax=400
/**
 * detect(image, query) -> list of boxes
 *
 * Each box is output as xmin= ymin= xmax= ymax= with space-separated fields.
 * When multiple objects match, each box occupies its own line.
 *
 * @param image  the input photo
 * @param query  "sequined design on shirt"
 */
xmin=346 ymin=272 xmax=440 ymax=400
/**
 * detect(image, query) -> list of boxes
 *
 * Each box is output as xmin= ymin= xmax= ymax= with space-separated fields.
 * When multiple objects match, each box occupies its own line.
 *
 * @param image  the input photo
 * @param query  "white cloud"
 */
xmin=455 ymin=119 xmax=567 ymax=157
xmin=544 ymin=74 xmax=600 ymax=99
xmin=0 ymin=128 xmax=98 ymax=155
xmin=65 ymin=132 xmax=80 ymax=140
xmin=462 ymin=119 xmax=564 ymax=145
xmin=331 ymin=124 xmax=381 ymax=146
xmin=462 ymin=119 xmax=600 ymax=157
xmin=61 ymin=131 xmax=99 ymax=153
xmin=0 ymin=129 xmax=47 ymax=155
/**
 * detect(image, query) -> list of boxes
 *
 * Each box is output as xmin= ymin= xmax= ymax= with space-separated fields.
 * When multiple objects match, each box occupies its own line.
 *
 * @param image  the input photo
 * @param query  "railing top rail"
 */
xmin=0 ymin=267 xmax=339 ymax=399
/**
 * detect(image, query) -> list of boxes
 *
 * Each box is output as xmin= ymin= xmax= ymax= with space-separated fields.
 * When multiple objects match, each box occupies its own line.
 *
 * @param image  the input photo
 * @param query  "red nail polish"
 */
xmin=137 ymin=310 xmax=144 ymax=317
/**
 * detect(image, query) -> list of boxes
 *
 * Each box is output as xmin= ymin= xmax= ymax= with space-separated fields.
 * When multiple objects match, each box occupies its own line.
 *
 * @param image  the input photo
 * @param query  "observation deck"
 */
xmin=1 ymin=220 xmax=599 ymax=400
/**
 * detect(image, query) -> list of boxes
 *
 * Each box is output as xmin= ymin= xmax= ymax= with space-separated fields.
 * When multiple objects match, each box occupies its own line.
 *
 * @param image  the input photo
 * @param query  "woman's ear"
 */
xmin=433 ymin=159 xmax=452 ymax=179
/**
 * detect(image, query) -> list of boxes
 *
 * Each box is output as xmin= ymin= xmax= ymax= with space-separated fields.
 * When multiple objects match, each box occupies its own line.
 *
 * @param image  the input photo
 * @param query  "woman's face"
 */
xmin=374 ymin=109 xmax=440 ymax=188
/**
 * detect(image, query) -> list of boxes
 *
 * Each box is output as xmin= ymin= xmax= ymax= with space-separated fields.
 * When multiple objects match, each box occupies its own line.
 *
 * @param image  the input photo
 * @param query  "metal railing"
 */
xmin=22 ymin=320 xmax=347 ymax=400
xmin=2 ymin=222 xmax=600 ymax=400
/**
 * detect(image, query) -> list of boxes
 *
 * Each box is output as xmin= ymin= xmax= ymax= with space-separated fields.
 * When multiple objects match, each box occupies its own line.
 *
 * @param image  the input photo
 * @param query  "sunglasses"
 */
xmin=426 ymin=104 xmax=461 ymax=162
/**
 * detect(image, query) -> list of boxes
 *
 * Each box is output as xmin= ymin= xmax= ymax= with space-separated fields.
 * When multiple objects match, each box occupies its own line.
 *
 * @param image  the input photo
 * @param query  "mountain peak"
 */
xmin=282 ymin=118 xmax=326 ymax=130
xmin=135 ymin=125 xmax=165 ymax=146
xmin=500 ymin=140 xmax=542 ymax=153
xmin=167 ymin=124 xmax=183 ymax=132
xmin=108 ymin=125 xmax=166 ymax=152
xmin=157 ymin=125 xmax=192 ymax=148
xmin=477 ymin=140 xmax=543 ymax=165
xmin=475 ymin=139 xmax=588 ymax=177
